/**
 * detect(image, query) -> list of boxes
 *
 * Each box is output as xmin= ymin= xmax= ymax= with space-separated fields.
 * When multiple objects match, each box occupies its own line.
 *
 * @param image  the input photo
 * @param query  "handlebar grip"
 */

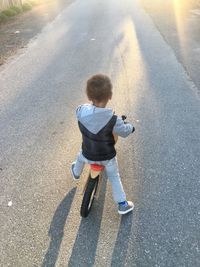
xmin=121 ymin=115 xmax=127 ymax=121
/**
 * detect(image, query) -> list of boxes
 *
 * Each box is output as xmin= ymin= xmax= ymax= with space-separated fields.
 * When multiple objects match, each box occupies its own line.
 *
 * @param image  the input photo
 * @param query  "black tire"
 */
xmin=80 ymin=175 xmax=99 ymax=218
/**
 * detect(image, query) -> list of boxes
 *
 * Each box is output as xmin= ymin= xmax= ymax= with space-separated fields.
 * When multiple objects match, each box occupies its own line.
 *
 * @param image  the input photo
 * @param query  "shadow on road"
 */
xmin=42 ymin=187 xmax=76 ymax=267
xmin=67 ymin=177 xmax=107 ymax=267
xmin=111 ymin=213 xmax=134 ymax=266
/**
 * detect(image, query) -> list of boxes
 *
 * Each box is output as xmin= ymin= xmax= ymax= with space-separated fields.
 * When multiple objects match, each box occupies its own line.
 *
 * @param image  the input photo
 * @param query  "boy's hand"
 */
xmin=121 ymin=115 xmax=135 ymax=133
xmin=121 ymin=115 xmax=127 ymax=121
xmin=113 ymin=115 xmax=135 ymax=137
xmin=121 ymin=115 xmax=128 ymax=124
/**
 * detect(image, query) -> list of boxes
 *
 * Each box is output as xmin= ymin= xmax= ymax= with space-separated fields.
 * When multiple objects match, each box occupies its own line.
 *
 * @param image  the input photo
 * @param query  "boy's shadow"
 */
xmin=68 ymin=179 xmax=133 ymax=267
xmin=41 ymin=180 xmax=133 ymax=267
xmin=42 ymin=188 xmax=76 ymax=267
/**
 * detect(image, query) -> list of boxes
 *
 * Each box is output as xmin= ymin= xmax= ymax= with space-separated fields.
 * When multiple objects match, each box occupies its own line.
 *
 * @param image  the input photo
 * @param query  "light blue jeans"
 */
xmin=73 ymin=152 xmax=126 ymax=203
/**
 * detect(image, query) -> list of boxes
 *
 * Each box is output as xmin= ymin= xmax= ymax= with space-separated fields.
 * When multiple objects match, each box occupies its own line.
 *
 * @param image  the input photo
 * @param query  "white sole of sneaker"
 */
xmin=118 ymin=205 xmax=134 ymax=215
xmin=70 ymin=164 xmax=80 ymax=182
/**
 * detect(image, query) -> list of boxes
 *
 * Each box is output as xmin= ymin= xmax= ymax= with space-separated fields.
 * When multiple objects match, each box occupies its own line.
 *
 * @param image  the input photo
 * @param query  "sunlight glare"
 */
xmin=172 ymin=0 xmax=188 ymax=58
xmin=110 ymin=16 xmax=148 ymax=113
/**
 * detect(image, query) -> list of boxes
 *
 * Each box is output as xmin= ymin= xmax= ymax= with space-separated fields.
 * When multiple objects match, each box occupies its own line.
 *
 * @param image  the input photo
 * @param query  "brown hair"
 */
xmin=86 ymin=74 xmax=112 ymax=102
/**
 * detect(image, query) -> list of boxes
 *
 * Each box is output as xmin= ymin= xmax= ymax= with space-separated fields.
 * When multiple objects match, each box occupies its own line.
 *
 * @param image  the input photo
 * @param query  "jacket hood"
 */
xmin=76 ymin=104 xmax=114 ymax=134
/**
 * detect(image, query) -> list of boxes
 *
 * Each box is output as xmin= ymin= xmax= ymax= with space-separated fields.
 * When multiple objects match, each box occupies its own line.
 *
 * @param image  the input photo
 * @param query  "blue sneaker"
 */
xmin=118 ymin=201 xmax=134 ymax=215
xmin=70 ymin=162 xmax=80 ymax=181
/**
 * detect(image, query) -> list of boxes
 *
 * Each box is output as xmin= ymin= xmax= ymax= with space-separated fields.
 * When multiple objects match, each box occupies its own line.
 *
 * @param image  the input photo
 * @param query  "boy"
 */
xmin=71 ymin=74 xmax=135 ymax=215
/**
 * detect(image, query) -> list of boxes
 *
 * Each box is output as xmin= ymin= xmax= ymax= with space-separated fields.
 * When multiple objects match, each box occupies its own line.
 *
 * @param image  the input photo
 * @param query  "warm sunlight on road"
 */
xmin=1 ymin=0 xmax=200 ymax=266
xmin=110 ymin=15 xmax=147 ymax=113
xmin=172 ymin=0 xmax=192 ymax=58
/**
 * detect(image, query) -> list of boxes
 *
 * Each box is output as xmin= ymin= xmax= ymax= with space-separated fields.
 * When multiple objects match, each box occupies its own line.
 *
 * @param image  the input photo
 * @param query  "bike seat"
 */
xmin=90 ymin=164 xmax=104 ymax=171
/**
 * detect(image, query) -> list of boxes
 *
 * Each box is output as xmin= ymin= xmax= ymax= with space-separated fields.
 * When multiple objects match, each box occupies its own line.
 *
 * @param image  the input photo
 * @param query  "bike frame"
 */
xmin=82 ymin=164 xmax=104 ymax=200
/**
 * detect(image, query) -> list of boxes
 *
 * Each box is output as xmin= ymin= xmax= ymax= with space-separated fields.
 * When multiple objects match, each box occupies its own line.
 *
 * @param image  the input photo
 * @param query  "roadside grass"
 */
xmin=0 ymin=1 xmax=33 ymax=24
xmin=2 ymin=8 xmax=17 ymax=17
xmin=11 ymin=6 xmax=23 ymax=14
xmin=22 ymin=2 xmax=32 ymax=11
xmin=0 ymin=12 xmax=8 ymax=23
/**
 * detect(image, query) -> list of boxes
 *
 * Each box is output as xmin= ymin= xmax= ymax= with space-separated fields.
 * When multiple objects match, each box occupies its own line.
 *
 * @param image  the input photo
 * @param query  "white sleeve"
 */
xmin=113 ymin=116 xmax=135 ymax=137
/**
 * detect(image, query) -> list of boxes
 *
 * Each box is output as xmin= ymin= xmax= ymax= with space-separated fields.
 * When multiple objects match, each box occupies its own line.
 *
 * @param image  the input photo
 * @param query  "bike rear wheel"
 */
xmin=80 ymin=175 xmax=99 ymax=218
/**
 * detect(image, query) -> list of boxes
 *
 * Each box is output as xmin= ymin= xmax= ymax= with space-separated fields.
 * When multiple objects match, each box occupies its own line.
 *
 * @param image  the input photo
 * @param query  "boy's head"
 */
xmin=86 ymin=74 xmax=112 ymax=105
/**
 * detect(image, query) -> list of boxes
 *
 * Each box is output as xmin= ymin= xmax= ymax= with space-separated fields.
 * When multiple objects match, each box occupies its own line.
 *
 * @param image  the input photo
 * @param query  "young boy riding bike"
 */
xmin=71 ymin=74 xmax=135 ymax=215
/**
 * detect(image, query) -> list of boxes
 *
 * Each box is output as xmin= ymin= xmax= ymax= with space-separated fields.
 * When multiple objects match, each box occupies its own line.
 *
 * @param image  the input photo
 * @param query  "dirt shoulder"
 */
xmin=0 ymin=0 xmax=74 ymax=65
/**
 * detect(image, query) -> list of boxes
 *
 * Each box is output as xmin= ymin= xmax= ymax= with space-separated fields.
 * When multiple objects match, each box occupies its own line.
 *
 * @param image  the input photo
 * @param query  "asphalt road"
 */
xmin=0 ymin=0 xmax=200 ymax=266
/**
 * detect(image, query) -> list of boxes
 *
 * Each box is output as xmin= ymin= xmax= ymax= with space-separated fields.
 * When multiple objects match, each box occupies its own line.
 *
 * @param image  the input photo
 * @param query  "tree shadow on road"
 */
xmin=42 ymin=187 xmax=76 ymax=267
xmin=67 ymin=177 xmax=107 ymax=267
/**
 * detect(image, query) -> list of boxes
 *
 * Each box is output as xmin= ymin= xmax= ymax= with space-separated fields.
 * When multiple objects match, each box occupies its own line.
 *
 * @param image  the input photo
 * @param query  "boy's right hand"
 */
xmin=121 ymin=115 xmax=127 ymax=121
xmin=121 ymin=115 xmax=135 ymax=133
xmin=113 ymin=115 xmax=135 ymax=137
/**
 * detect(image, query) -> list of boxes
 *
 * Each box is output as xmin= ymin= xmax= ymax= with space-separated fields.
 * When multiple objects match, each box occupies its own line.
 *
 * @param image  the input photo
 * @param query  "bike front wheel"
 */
xmin=80 ymin=175 xmax=99 ymax=218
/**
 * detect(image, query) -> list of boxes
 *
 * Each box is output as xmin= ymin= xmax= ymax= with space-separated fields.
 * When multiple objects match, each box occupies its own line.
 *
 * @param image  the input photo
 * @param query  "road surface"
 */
xmin=0 ymin=0 xmax=200 ymax=266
